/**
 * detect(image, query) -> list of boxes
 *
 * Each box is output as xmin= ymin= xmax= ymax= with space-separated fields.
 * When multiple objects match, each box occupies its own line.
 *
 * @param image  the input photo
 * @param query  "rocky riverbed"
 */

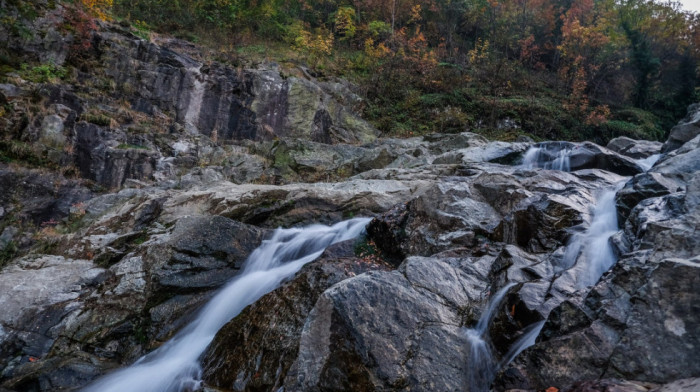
xmin=0 ymin=3 xmax=698 ymax=391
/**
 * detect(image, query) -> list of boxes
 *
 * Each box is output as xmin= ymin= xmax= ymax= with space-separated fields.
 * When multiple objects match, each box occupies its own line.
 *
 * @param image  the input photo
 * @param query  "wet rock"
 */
xmin=283 ymin=255 xmax=494 ymax=391
xmin=496 ymin=255 xmax=700 ymax=391
xmin=201 ymin=241 xmax=391 ymax=391
xmin=153 ymin=216 xmax=267 ymax=292
xmin=615 ymin=172 xmax=685 ymax=223
xmin=653 ymin=134 xmax=700 ymax=177
xmin=606 ymin=136 xmax=662 ymax=159
xmin=0 ymin=256 xmax=106 ymax=379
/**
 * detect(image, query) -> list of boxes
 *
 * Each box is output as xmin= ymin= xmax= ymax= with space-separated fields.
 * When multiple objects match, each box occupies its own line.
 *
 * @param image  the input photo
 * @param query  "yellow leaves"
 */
xmin=335 ymin=6 xmax=356 ymax=39
xmin=289 ymin=21 xmax=334 ymax=62
xmin=364 ymin=38 xmax=391 ymax=59
xmin=468 ymin=38 xmax=490 ymax=64
xmin=79 ymin=0 xmax=112 ymax=21
xmin=409 ymin=4 xmax=422 ymax=24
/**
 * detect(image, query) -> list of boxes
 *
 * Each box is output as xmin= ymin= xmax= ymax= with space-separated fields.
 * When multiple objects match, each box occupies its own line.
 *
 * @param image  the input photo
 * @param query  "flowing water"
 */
xmin=83 ymin=218 xmax=371 ymax=392
xmin=521 ymin=144 xmax=572 ymax=171
xmin=467 ymin=146 xmax=651 ymax=389
xmin=465 ymin=283 xmax=516 ymax=392
xmin=636 ymin=153 xmax=662 ymax=171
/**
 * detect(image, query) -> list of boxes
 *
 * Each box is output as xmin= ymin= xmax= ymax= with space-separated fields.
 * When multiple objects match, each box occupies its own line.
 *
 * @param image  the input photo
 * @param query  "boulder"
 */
xmin=606 ymin=136 xmax=662 ymax=159
xmin=201 ymin=240 xmax=391 ymax=391
xmin=524 ymin=142 xmax=644 ymax=176
xmin=495 ymin=256 xmax=700 ymax=391
xmin=283 ymin=255 xmax=495 ymax=391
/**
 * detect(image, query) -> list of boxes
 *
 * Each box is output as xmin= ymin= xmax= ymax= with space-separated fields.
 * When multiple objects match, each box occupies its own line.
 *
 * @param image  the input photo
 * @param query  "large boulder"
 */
xmin=201 ymin=240 xmax=391 ymax=391
xmin=283 ymin=254 xmax=495 ymax=391
xmin=606 ymin=136 xmax=662 ymax=159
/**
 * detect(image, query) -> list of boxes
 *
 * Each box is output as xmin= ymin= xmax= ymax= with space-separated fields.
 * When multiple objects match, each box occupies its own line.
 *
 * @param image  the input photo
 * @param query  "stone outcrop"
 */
xmin=606 ymin=136 xmax=662 ymax=159
xmin=661 ymin=103 xmax=700 ymax=153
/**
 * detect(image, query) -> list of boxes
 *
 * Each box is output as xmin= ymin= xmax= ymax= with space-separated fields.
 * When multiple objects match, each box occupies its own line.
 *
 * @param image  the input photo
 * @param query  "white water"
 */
xmin=465 ymin=283 xmax=516 ymax=392
xmin=521 ymin=144 xmax=572 ymax=171
xmin=83 ymin=218 xmax=371 ymax=392
xmin=557 ymin=183 xmax=624 ymax=289
xmin=470 ymin=147 xmax=659 ymax=388
xmin=636 ymin=153 xmax=661 ymax=171
xmin=498 ymin=321 xmax=545 ymax=368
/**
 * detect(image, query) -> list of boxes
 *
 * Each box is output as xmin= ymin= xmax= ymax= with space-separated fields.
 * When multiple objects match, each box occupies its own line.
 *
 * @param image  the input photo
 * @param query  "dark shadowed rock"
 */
xmin=201 ymin=240 xmax=391 ymax=391
xmin=661 ymin=103 xmax=700 ymax=153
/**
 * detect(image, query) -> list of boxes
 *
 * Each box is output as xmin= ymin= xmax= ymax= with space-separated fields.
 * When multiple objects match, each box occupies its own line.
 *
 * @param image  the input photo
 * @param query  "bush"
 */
xmin=19 ymin=63 xmax=67 ymax=83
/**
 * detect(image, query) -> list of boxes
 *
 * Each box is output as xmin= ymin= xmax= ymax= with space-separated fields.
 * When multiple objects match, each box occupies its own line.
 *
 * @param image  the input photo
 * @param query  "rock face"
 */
xmin=662 ymin=103 xmax=700 ymax=153
xmin=606 ymin=136 xmax=662 ymax=159
xmin=101 ymin=32 xmax=378 ymax=144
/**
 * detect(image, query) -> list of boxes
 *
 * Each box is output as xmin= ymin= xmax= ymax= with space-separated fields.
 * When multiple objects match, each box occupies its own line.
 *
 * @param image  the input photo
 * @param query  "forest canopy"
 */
xmin=56 ymin=0 xmax=700 ymax=141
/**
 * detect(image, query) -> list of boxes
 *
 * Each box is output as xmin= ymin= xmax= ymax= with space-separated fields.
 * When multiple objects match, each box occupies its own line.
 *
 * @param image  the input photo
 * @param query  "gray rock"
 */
xmin=662 ymin=103 xmax=700 ymax=153
xmin=496 ymin=256 xmax=700 ymax=391
xmin=39 ymin=114 xmax=66 ymax=148
xmin=284 ymin=256 xmax=492 ymax=391
xmin=616 ymin=172 xmax=685 ymax=223
xmin=98 ymin=33 xmax=378 ymax=145
xmin=153 ymin=216 xmax=266 ymax=291
xmin=654 ymin=134 xmax=700 ymax=176
xmin=201 ymin=242 xmax=391 ymax=391
xmin=607 ymin=136 xmax=662 ymax=159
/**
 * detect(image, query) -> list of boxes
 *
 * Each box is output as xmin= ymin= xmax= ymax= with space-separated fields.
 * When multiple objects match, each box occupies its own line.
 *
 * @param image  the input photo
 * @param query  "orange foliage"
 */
xmin=79 ymin=0 xmax=113 ymax=21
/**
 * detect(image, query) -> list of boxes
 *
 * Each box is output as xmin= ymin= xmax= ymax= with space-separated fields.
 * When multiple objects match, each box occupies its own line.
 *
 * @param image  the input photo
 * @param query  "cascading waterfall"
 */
xmin=465 ymin=148 xmax=661 ymax=389
xmin=464 ymin=283 xmax=516 ymax=392
xmin=636 ymin=153 xmax=662 ymax=172
xmin=521 ymin=144 xmax=572 ymax=171
xmin=567 ymin=184 xmax=624 ymax=288
xmin=83 ymin=217 xmax=371 ymax=392
xmin=498 ymin=320 xmax=545 ymax=368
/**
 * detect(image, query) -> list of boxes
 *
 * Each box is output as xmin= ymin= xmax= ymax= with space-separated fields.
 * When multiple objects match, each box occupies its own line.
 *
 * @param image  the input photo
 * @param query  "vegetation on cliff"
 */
xmin=1 ymin=0 xmax=699 ymax=143
xmin=104 ymin=0 xmax=699 ymax=140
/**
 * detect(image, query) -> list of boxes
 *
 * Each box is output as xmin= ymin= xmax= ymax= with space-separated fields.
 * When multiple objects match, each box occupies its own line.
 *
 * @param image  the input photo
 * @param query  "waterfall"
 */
xmin=498 ymin=321 xmax=545 ymax=368
xmin=465 ymin=182 xmax=626 ymax=389
xmin=636 ymin=153 xmax=661 ymax=172
xmin=83 ymin=218 xmax=371 ymax=392
xmin=464 ymin=283 xmax=515 ymax=392
xmin=556 ymin=184 xmax=624 ymax=289
xmin=521 ymin=144 xmax=572 ymax=171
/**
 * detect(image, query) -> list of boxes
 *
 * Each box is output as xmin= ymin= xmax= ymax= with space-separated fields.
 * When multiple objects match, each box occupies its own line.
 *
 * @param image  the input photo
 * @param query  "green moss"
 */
xmin=19 ymin=63 xmax=67 ymax=83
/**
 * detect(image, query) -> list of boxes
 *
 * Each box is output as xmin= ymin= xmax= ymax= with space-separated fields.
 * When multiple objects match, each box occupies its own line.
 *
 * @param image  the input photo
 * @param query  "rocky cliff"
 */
xmin=0 ymin=2 xmax=698 ymax=392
